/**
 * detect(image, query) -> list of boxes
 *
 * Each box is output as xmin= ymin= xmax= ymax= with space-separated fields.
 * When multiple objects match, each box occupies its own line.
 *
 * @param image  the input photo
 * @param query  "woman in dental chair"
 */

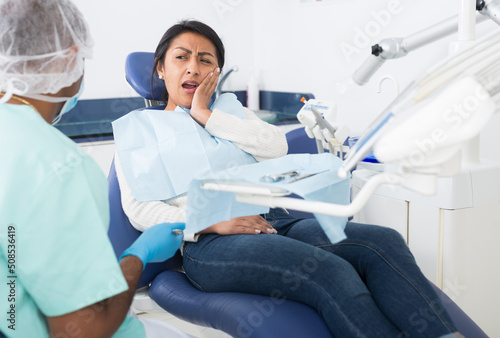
xmin=113 ymin=20 xmax=463 ymax=338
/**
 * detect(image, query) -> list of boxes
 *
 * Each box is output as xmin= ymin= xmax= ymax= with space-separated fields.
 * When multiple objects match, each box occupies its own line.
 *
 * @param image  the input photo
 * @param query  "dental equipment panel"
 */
xmin=341 ymin=30 xmax=500 ymax=183
xmin=196 ymin=1 xmax=500 ymax=243
xmin=346 ymin=7 xmax=500 ymax=332
xmin=199 ymin=29 xmax=500 ymax=233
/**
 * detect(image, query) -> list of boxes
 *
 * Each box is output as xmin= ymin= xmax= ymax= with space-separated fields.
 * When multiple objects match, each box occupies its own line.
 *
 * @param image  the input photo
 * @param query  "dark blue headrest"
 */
xmin=125 ymin=52 xmax=166 ymax=101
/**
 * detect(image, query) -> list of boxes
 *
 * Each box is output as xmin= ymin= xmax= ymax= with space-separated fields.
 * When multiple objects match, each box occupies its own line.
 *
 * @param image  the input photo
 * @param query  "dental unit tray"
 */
xmin=187 ymin=153 xmax=351 ymax=243
xmin=200 ymin=171 xmax=402 ymax=218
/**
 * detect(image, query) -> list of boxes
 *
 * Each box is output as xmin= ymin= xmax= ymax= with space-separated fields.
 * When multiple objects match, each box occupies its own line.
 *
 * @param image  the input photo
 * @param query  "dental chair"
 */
xmin=107 ymin=158 xmax=333 ymax=337
xmin=107 ymin=152 xmax=487 ymax=338
xmin=106 ymin=51 xmax=488 ymax=337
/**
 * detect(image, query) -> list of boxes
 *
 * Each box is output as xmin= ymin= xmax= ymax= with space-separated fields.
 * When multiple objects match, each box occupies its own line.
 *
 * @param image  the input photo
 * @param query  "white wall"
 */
xmin=74 ymin=0 xmax=500 ymax=162
xmin=72 ymin=0 xmax=255 ymax=99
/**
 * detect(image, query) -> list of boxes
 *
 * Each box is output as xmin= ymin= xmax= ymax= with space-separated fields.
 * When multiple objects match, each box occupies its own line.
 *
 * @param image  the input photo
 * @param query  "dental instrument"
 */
xmin=287 ymin=169 xmax=329 ymax=183
xmin=120 ymin=222 xmax=185 ymax=268
xmin=297 ymin=97 xmax=350 ymax=158
xmin=172 ymin=229 xmax=184 ymax=236
xmin=260 ymin=169 xmax=299 ymax=183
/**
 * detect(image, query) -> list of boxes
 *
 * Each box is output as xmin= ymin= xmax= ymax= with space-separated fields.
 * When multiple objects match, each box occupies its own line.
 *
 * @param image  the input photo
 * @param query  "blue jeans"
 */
xmin=182 ymin=208 xmax=458 ymax=337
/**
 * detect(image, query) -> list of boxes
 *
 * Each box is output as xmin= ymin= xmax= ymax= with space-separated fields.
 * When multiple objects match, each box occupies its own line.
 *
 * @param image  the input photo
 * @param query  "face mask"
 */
xmin=22 ymin=79 xmax=84 ymax=125
xmin=52 ymin=80 xmax=84 ymax=125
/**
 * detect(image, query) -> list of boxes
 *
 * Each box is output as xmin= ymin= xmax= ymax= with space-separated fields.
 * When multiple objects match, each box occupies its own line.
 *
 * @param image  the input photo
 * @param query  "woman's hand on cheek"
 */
xmin=190 ymin=67 xmax=220 ymax=126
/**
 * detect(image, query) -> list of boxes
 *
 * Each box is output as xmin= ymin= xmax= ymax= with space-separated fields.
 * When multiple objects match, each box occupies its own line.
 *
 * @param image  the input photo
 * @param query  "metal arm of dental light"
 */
xmin=201 ymin=172 xmax=403 ymax=218
xmin=352 ymin=12 xmax=489 ymax=85
xmin=477 ymin=0 xmax=500 ymax=25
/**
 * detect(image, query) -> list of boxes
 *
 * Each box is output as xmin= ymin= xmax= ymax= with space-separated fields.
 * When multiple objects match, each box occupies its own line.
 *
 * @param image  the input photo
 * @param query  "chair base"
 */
xmin=131 ymin=287 xmax=165 ymax=314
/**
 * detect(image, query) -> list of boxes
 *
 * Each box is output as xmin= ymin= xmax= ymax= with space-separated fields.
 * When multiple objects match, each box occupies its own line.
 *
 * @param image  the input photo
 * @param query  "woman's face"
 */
xmin=157 ymin=32 xmax=219 ymax=110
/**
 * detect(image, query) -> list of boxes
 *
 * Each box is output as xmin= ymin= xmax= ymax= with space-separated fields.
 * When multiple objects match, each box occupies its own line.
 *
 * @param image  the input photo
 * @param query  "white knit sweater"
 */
xmin=115 ymin=107 xmax=288 ymax=241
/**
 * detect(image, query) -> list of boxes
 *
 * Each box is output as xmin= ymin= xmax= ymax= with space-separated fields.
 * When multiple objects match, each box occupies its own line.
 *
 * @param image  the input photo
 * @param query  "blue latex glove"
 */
xmin=120 ymin=222 xmax=185 ymax=270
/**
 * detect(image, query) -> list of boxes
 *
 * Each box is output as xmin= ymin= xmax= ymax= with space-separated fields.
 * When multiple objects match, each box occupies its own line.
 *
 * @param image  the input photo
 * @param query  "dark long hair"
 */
xmin=151 ymin=20 xmax=225 ymax=103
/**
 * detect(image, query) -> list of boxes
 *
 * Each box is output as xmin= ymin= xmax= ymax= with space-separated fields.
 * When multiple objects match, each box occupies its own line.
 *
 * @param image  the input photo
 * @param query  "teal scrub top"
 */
xmin=0 ymin=104 xmax=145 ymax=338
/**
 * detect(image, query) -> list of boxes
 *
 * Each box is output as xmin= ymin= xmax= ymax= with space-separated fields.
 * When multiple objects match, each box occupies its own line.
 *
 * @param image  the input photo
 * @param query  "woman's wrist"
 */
xmin=197 ymin=223 xmax=217 ymax=235
xmin=190 ymin=107 xmax=212 ymax=126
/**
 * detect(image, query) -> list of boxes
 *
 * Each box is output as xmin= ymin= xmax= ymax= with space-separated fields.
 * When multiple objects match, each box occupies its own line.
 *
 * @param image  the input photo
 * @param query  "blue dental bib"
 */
xmin=112 ymin=93 xmax=257 ymax=202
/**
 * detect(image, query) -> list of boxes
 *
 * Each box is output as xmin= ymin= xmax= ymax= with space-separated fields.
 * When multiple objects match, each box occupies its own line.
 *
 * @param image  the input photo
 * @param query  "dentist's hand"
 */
xmin=120 ymin=222 xmax=185 ymax=270
xmin=190 ymin=67 xmax=220 ymax=126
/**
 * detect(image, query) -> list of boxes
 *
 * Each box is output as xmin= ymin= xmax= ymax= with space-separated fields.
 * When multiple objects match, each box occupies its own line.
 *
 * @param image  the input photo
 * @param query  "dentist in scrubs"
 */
xmin=0 ymin=1 xmax=190 ymax=337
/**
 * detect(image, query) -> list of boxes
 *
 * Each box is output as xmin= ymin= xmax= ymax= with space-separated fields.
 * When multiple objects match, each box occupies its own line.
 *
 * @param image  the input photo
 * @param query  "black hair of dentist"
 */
xmin=151 ymin=20 xmax=226 ymax=103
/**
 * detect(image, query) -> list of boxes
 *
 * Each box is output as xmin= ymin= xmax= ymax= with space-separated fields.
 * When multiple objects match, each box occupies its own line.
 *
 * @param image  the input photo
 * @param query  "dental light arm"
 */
xmin=352 ymin=12 xmax=489 ymax=85
xmin=478 ymin=0 xmax=500 ymax=25
xmin=201 ymin=172 xmax=402 ymax=218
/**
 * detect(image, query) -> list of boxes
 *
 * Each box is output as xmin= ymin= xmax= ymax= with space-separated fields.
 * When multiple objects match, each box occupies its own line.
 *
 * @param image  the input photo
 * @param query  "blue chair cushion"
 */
xmin=150 ymin=270 xmax=333 ymax=338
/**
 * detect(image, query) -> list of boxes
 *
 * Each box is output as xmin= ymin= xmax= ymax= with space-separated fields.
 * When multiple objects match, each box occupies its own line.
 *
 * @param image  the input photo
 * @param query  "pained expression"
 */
xmin=158 ymin=32 xmax=219 ymax=110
